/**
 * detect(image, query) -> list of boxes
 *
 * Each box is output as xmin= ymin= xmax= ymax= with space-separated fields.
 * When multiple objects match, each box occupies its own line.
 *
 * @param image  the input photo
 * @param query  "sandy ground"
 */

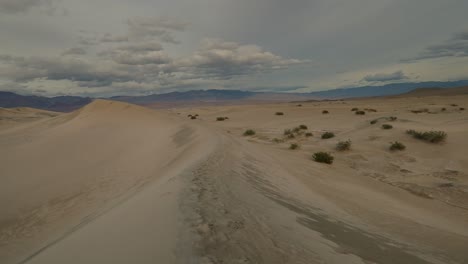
xmin=1 ymin=94 xmax=467 ymax=263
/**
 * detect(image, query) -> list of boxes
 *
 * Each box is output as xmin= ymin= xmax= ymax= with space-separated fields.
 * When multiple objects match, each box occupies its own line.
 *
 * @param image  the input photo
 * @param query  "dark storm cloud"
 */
xmin=362 ymin=71 xmax=408 ymax=82
xmin=403 ymin=30 xmax=468 ymax=62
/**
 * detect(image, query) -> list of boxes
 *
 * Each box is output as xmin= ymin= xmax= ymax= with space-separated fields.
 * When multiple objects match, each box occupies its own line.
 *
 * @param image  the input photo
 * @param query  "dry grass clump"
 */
xmin=355 ymin=110 xmax=366 ymax=115
xmin=387 ymin=116 xmax=397 ymax=121
xmin=406 ymin=130 xmax=447 ymax=143
xmin=365 ymin=108 xmax=377 ymax=112
xmin=336 ymin=140 xmax=351 ymax=151
xmin=312 ymin=152 xmax=334 ymax=164
xmin=381 ymin=124 xmax=393 ymax=129
xmin=305 ymin=132 xmax=313 ymax=137
xmin=390 ymin=141 xmax=406 ymax=151
xmin=243 ymin=129 xmax=256 ymax=136
xmin=321 ymin=132 xmax=335 ymax=139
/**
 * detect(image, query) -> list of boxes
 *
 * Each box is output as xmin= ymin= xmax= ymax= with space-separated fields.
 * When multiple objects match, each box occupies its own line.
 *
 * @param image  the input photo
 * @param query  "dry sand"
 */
xmin=1 ymin=94 xmax=467 ymax=263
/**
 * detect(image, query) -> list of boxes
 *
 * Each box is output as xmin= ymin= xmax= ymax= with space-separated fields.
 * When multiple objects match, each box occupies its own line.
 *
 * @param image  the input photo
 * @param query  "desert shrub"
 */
xmin=390 ymin=141 xmax=406 ymax=151
xmin=305 ymin=132 xmax=313 ymax=137
xmin=216 ymin=117 xmax=226 ymax=121
xmin=297 ymin=104 xmax=302 ymax=107
xmin=411 ymin=109 xmax=429 ymax=114
xmin=388 ymin=116 xmax=397 ymax=121
xmin=284 ymin=129 xmax=293 ymax=136
xmin=365 ymin=108 xmax=377 ymax=112
xmin=312 ymin=152 xmax=334 ymax=164
xmin=224 ymin=117 xmax=229 ymax=120
xmin=194 ymin=114 xmax=199 ymax=117
xmin=406 ymin=130 xmax=447 ymax=143
xmin=191 ymin=116 xmax=197 ymax=120
xmin=460 ymin=107 xmax=465 ymax=111
xmin=275 ymin=112 xmax=284 ymax=116
xmin=451 ymin=104 xmax=458 ymax=107
xmin=243 ymin=129 xmax=256 ymax=136
xmin=272 ymin=138 xmax=284 ymax=143
xmin=381 ymin=124 xmax=393 ymax=129
xmin=188 ymin=114 xmax=192 ymax=117
xmin=299 ymin=124 xmax=308 ymax=130
xmin=370 ymin=120 xmax=377 ymax=125
xmin=441 ymin=108 xmax=446 ymax=111
xmin=293 ymin=127 xmax=302 ymax=133
xmin=351 ymin=108 xmax=359 ymax=111
xmin=322 ymin=110 xmax=329 ymax=114
xmin=355 ymin=110 xmax=366 ymax=115
xmin=321 ymin=132 xmax=335 ymax=139
xmin=336 ymin=140 xmax=351 ymax=151
xmin=289 ymin=143 xmax=299 ymax=150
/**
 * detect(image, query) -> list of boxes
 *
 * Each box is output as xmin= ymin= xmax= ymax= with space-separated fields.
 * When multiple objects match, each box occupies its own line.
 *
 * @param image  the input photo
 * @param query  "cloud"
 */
xmin=403 ymin=30 xmax=468 ymax=62
xmin=0 ymin=0 xmax=62 ymax=15
xmin=61 ymin=47 xmax=86 ymax=56
xmin=362 ymin=70 xmax=408 ymax=82
xmin=126 ymin=17 xmax=188 ymax=43
xmin=0 ymin=37 xmax=304 ymax=95
xmin=100 ymin=33 xmax=129 ymax=43
xmin=174 ymin=38 xmax=305 ymax=79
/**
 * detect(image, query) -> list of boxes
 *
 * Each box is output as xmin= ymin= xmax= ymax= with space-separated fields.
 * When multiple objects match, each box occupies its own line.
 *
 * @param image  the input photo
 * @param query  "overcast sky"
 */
xmin=1 ymin=0 xmax=468 ymax=97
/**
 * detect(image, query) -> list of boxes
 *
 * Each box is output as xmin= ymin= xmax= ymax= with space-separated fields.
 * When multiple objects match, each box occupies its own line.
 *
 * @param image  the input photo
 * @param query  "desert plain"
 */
xmin=1 ymin=90 xmax=468 ymax=264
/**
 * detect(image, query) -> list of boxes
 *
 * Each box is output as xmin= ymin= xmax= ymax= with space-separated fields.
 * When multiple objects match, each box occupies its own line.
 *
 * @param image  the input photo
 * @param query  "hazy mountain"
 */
xmin=308 ymin=80 xmax=468 ymax=98
xmin=2 ymin=80 xmax=468 ymax=111
xmin=0 ymin=91 xmax=92 ymax=112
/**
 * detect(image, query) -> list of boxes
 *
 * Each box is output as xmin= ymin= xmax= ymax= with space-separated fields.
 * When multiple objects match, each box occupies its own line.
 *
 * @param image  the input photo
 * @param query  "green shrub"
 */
xmin=336 ymin=140 xmax=351 ymax=151
xmin=355 ymin=110 xmax=366 ymax=115
xmin=289 ymin=143 xmax=299 ymax=150
xmin=321 ymin=132 xmax=335 ymax=139
xmin=275 ymin=112 xmax=284 ymax=116
xmin=406 ymin=130 xmax=447 ymax=143
xmin=243 ymin=129 xmax=256 ymax=136
xmin=381 ymin=124 xmax=393 ymax=129
xmin=370 ymin=120 xmax=377 ymax=125
xmin=390 ymin=141 xmax=406 ymax=151
xmin=312 ymin=152 xmax=334 ymax=164
xmin=322 ymin=110 xmax=329 ymax=114
xmin=216 ymin=117 xmax=226 ymax=121
xmin=305 ymin=132 xmax=313 ymax=137
xmin=299 ymin=124 xmax=308 ymax=130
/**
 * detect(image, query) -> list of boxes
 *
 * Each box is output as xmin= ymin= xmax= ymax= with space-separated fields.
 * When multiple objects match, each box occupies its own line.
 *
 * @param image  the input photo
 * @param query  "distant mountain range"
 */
xmin=309 ymin=80 xmax=468 ymax=98
xmin=0 ymin=91 xmax=92 ymax=112
xmin=2 ymin=80 xmax=468 ymax=111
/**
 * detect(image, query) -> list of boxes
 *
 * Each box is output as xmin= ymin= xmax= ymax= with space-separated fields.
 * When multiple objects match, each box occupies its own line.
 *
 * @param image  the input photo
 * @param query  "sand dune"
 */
xmin=1 ymin=95 xmax=468 ymax=263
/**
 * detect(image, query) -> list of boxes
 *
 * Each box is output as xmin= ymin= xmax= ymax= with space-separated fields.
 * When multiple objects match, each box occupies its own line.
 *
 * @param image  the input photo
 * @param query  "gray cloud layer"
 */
xmin=404 ymin=30 xmax=468 ymax=62
xmin=363 ymin=71 xmax=408 ymax=82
